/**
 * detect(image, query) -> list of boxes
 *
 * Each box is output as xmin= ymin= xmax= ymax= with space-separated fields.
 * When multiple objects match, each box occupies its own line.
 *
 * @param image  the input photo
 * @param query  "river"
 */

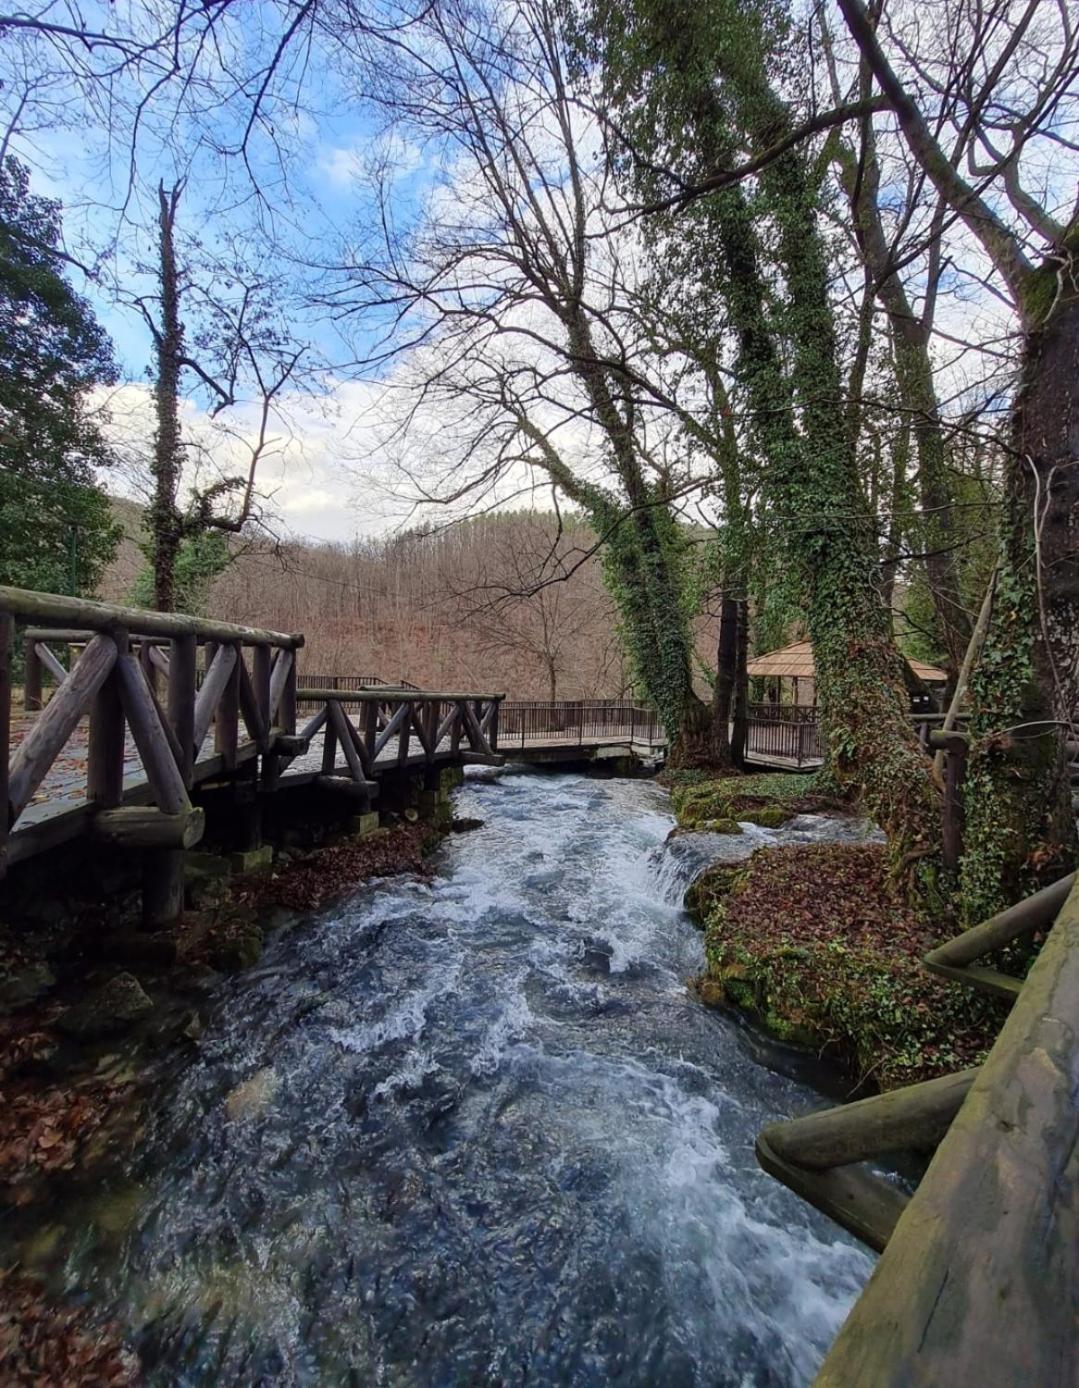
xmin=31 ymin=767 xmax=875 ymax=1385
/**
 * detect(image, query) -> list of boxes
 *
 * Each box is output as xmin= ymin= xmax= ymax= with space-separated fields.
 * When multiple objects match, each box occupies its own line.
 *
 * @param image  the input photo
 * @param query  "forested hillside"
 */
xmin=99 ymin=503 xmax=719 ymax=698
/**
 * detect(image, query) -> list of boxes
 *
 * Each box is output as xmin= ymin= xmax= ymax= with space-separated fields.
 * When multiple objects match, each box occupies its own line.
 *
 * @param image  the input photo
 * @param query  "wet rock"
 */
xmin=57 ymin=972 xmax=154 ymax=1039
xmin=0 ymin=960 xmax=56 ymax=1015
xmin=226 ymin=1066 xmax=279 ymax=1120
xmin=204 ymin=915 xmax=263 ymax=972
xmin=450 ymin=817 xmax=485 ymax=833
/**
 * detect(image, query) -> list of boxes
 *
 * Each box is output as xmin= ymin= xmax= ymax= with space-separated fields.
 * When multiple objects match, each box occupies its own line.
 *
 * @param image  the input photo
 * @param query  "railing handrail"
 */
xmin=1 ymin=586 xmax=302 ymax=649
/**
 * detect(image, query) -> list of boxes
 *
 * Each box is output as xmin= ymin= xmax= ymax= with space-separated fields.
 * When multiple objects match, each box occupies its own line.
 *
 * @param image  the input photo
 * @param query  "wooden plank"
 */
xmin=0 ymin=584 xmax=302 ymax=647
xmin=116 ymin=652 xmax=190 ymax=816
xmin=168 ymin=634 xmax=197 ymax=787
xmin=193 ymin=643 xmax=238 ymax=749
xmin=8 ymin=633 xmax=117 ymax=819
xmin=762 ymin=1069 xmax=976 ymax=1171
xmin=238 ymin=656 xmax=268 ymax=747
xmin=815 ymin=876 xmax=1079 ymax=1386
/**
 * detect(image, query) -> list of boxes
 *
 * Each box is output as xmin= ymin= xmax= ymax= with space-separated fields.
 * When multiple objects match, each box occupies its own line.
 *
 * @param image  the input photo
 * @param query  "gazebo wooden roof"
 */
xmin=747 ymin=639 xmax=946 ymax=684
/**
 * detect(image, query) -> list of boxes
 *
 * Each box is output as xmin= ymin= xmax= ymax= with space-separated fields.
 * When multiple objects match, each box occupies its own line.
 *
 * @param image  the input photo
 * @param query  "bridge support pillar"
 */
xmin=143 ymin=848 xmax=185 ymax=929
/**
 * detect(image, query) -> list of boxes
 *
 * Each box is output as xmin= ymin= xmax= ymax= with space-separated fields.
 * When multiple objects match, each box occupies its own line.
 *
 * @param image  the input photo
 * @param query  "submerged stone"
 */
xmin=226 ymin=1066 xmax=280 ymax=1120
xmin=57 ymin=972 xmax=154 ymax=1039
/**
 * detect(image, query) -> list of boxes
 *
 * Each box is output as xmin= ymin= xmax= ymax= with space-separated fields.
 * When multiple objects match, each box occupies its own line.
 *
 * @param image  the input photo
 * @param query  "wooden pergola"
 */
xmin=747 ymin=639 xmax=946 ymax=708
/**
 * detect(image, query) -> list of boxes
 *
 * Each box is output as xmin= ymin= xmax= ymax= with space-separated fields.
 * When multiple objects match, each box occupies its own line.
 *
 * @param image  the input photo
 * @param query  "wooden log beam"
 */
xmin=33 ymin=641 xmax=68 ymax=685
xmin=193 ymin=643 xmax=238 ymax=750
xmin=373 ymin=702 xmax=411 ymax=760
xmin=459 ymin=751 xmax=505 ymax=767
xmin=215 ymin=641 xmax=241 ymax=770
xmin=115 ymin=652 xmax=190 ymax=816
xmin=252 ymin=644 xmax=271 ymax=746
xmin=815 ymin=876 xmax=1079 ymax=1385
xmin=761 ymin=1069 xmax=977 ymax=1172
xmin=756 ymin=1134 xmax=909 ymax=1254
xmin=91 ymin=805 xmax=205 ymax=849
xmin=0 ymin=585 xmax=302 ymax=648
xmin=460 ymin=698 xmax=492 ymax=754
xmin=925 ymin=871 xmax=1075 ymax=969
xmin=316 ymin=774 xmax=380 ymax=798
xmin=328 ymin=700 xmax=371 ymax=781
xmin=9 ymin=633 xmax=117 ymax=819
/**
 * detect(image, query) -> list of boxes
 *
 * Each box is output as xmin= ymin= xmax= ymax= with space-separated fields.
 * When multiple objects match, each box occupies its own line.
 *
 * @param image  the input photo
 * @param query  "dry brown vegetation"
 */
xmin=100 ymin=503 xmax=719 ymax=698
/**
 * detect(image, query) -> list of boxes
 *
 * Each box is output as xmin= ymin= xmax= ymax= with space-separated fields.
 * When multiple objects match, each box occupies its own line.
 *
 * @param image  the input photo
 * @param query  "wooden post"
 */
xmin=23 ymin=635 xmax=42 ymax=711
xmin=87 ymin=632 xmax=127 ymax=810
xmin=283 ymin=651 xmax=297 ymax=735
xmin=253 ymin=643 xmax=271 ymax=745
xmin=0 ymin=612 xmax=12 ymax=871
xmin=168 ymin=633 xmax=197 ymax=788
xmin=932 ymin=730 xmax=969 ymax=871
xmin=364 ymin=698 xmax=378 ymax=766
xmin=215 ymin=640 xmax=240 ymax=771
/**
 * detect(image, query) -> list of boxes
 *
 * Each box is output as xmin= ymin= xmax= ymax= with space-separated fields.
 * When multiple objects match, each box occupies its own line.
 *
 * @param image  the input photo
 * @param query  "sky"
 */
xmin=12 ymin=6 xmax=440 ymax=546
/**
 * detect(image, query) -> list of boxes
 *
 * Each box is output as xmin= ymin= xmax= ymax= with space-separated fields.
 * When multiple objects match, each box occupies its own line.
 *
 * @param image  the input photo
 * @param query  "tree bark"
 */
xmin=150 ymin=183 xmax=185 ymax=613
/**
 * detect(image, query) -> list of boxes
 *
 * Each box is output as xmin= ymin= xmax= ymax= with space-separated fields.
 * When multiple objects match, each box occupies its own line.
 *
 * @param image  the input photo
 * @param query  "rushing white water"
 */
xmin=54 ymin=768 xmax=874 ymax=1385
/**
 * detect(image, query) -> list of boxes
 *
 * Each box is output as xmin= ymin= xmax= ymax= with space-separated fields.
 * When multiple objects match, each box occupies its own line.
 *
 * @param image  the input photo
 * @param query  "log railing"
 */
xmin=802 ymin=872 xmax=1079 ymax=1385
xmin=289 ymin=687 xmax=504 ymax=797
xmin=1 ymin=586 xmax=302 ymax=879
xmin=497 ymin=700 xmax=661 ymax=747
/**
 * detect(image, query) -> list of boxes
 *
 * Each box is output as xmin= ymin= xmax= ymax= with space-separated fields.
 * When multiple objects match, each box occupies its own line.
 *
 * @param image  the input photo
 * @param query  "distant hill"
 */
xmin=98 ymin=502 xmax=719 ymax=700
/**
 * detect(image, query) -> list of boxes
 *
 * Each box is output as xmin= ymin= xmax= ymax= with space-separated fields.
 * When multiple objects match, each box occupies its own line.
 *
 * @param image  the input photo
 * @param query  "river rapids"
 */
xmin=28 ymin=767 xmax=877 ymax=1385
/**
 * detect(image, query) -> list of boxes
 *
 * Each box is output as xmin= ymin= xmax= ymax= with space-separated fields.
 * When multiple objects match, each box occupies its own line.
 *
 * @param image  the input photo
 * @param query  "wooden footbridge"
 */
xmin=0 ymin=587 xmax=666 ymax=923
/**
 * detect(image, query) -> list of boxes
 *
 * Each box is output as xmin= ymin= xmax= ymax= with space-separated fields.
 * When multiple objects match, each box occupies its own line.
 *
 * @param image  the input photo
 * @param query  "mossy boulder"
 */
xmin=740 ymin=805 xmax=793 ymax=829
xmin=683 ymin=863 xmax=747 ymax=924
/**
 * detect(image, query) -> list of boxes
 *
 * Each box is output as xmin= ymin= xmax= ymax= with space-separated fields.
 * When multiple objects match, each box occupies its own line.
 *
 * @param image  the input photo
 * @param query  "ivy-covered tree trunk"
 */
xmin=960 ymin=259 xmax=1079 ymax=919
xmin=149 ymin=183 xmax=185 ymax=613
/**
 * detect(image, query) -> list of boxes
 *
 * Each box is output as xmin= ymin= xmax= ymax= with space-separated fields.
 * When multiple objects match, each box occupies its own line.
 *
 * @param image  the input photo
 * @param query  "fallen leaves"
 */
xmin=0 ymin=1270 xmax=139 ymax=1387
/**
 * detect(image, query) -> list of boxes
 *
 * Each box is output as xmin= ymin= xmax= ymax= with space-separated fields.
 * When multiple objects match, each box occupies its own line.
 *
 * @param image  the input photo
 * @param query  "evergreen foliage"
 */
xmin=0 ymin=157 xmax=120 ymax=594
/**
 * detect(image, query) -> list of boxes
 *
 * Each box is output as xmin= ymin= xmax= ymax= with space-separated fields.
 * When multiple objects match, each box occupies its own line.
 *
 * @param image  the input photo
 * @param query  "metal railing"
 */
xmin=497 ymin=699 xmax=661 ymax=748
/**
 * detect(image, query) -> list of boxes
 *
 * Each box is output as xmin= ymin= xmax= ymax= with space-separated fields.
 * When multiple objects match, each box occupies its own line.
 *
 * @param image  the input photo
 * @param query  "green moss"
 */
xmin=683 ymin=862 xmax=747 ymax=923
xmin=671 ymin=771 xmax=824 ymax=829
xmin=739 ymin=805 xmax=791 ymax=828
xmin=693 ymin=843 xmax=1006 ymax=1089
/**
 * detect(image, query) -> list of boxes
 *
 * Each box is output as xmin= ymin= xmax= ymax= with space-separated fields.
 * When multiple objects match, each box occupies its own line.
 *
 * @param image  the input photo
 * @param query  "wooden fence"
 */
xmin=745 ymin=704 xmax=822 ymax=766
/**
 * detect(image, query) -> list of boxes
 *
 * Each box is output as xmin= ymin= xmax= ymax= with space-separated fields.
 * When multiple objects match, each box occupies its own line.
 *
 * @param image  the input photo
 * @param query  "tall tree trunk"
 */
xmin=960 ymin=275 xmax=1079 ymax=918
xmin=150 ymin=182 xmax=185 ymax=613
xmin=713 ymin=592 xmax=740 ymax=762
xmin=731 ymin=598 xmax=749 ymax=768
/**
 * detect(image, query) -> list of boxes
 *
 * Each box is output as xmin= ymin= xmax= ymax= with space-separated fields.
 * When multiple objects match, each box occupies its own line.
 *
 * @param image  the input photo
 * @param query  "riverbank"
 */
xmin=675 ymin=773 xmax=1007 ymax=1091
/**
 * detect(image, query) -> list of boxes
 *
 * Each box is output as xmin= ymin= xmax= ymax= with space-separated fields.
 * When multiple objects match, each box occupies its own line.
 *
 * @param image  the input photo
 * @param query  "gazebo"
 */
xmin=746 ymin=639 xmax=946 ymax=708
xmin=743 ymin=640 xmax=948 ymax=767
